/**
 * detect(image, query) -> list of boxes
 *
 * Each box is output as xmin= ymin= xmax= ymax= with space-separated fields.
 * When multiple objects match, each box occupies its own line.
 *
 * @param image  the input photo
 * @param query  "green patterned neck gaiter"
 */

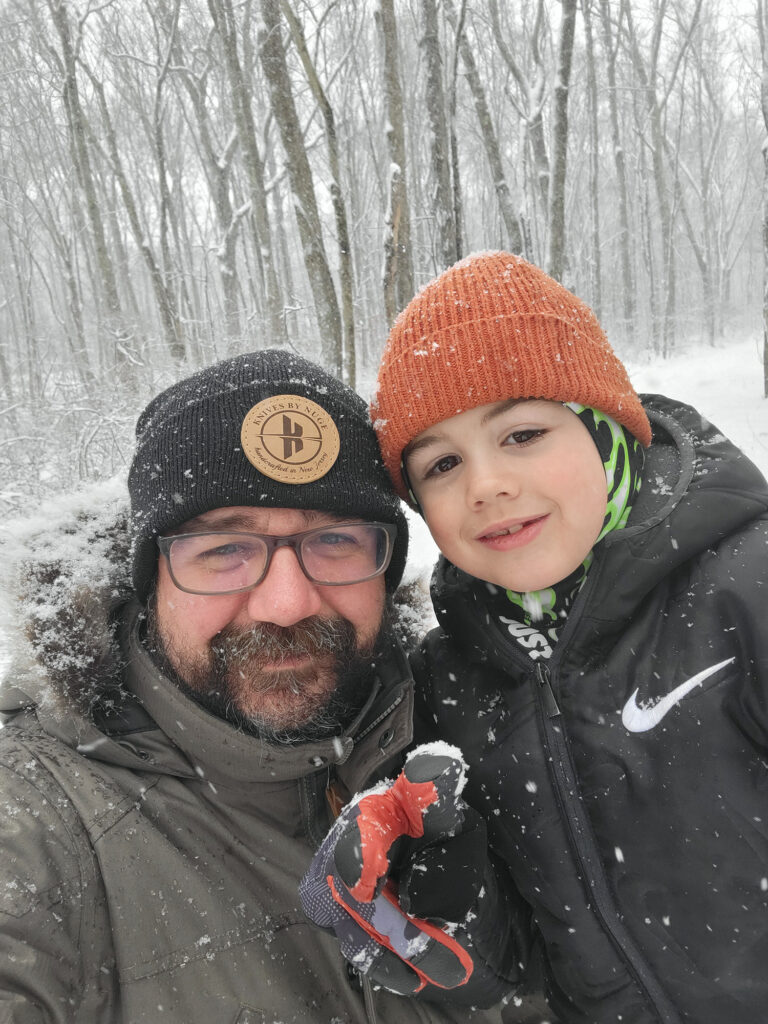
xmin=499 ymin=404 xmax=645 ymax=661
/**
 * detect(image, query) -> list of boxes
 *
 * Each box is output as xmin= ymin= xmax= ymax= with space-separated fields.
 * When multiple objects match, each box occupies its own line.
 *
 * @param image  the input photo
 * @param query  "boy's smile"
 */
xmin=405 ymin=399 xmax=608 ymax=593
xmin=476 ymin=514 xmax=549 ymax=549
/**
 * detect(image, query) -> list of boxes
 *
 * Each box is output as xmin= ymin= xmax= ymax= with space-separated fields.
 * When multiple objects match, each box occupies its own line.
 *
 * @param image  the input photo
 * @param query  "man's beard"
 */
xmin=145 ymin=606 xmax=385 ymax=745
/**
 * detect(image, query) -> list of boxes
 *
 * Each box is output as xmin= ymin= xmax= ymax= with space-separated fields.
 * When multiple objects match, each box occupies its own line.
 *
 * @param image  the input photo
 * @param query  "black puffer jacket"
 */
xmin=412 ymin=395 xmax=768 ymax=1024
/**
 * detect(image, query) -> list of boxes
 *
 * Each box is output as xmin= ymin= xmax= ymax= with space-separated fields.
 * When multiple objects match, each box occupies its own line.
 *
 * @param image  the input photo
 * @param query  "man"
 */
xmin=0 ymin=350 xmax=513 ymax=1023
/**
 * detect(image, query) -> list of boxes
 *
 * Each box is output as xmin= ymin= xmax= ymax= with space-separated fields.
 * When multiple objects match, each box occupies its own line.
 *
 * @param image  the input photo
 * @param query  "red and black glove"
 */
xmin=300 ymin=742 xmax=518 ymax=1002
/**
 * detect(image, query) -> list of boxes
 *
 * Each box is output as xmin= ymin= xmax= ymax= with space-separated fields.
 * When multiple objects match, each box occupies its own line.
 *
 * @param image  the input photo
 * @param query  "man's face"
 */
xmin=151 ymin=506 xmax=387 ymax=741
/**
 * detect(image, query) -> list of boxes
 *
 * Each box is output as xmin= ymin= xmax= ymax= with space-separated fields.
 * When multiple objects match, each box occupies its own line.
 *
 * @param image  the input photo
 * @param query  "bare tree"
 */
xmin=489 ymin=0 xmax=551 ymax=214
xmin=598 ymin=0 xmax=636 ymax=348
xmin=46 ymin=0 xmax=127 ymax=357
xmin=422 ymin=0 xmax=459 ymax=267
xmin=280 ymin=0 xmax=357 ymax=385
xmin=258 ymin=0 xmax=342 ymax=373
xmin=547 ymin=0 xmax=577 ymax=282
xmin=446 ymin=0 xmax=524 ymax=254
xmin=375 ymin=0 xmax=414 ymax=325
xmin=0 ymin=0 xmax=765 ymax=509
xmin=624 ymin=0 xmax=703 ymax=354
xmin=171 ymin=35 xmax=246 ymax=341
xmin=208 ymin=0 xmax=285 ymax=346
xmin=82 ymin=60 xmax=184 ymax=359
xmin=759 ymin=0 xmax=768 ymax=394
xmin=580 ymin=0 xmax=601 ymax=318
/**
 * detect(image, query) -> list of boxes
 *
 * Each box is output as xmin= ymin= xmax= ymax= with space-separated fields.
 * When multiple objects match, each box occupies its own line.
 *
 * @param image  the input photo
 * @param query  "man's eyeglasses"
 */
xmin=157 ymin=522 xmax=397 ymax=595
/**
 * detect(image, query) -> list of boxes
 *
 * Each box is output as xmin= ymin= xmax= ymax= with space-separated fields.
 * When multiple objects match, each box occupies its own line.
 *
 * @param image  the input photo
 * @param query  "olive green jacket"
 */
xmin=0 ymin=489 xmax=501 ymax=1024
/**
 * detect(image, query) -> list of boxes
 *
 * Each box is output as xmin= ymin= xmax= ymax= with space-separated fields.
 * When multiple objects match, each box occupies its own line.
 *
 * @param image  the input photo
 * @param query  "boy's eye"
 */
xmin=424 ymin=453 xmax=461 ymax=479
xmin=504 ymin=428 xmax=545 ymax=446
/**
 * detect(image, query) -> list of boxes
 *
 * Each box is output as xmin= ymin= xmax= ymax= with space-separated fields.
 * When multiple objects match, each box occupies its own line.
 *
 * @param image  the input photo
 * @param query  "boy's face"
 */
xmin=405 ymin=399 xmax=608 ymax=592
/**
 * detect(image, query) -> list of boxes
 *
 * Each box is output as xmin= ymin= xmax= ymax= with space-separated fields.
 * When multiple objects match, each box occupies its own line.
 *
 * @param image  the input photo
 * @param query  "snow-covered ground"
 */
xmin=403 ymin=333 xmax=768 ymax=583
xmin=630 ymin=335 xmax=768 ymax=479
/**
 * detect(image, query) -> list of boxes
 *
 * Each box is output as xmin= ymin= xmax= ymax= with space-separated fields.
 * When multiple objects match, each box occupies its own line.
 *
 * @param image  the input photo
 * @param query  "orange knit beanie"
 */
xmin=371 ymin=251 xmax=652 ymax=499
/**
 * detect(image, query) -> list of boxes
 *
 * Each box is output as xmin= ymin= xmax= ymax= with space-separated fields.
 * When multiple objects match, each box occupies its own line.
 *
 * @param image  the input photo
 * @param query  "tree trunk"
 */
xmin=174 ymin=51 xmax=243 ymax=340
xmin=47 ymin=0 xmax=126 ymax=355
xmin=446 ymin=0 xmax=524 ymax=255
xmin=375 ymin=0 xmax=414 ymax=326
xmin=489 ymin=0 xmax=550 ymax=214
xmin=280 ymin=0 xmax=356 ymax=386
xmin=624 ymin=1 xmax=703 ymax=355
xmin=760 ymin=0 xmax=768 ymax=395
xmin=547 ymin=0 xmax=577 ymax=282
xmin=422 ymin=0 xmax=458 ymax=268
xmin=87 ymin=70 xmax=184 ymax=360
xmin=258 ymin=0 xmax=342 ymax=375
xmin=581 ymin=0 xmax=601 ymax=319
xmin=598 ymin=0 xmax=636 ymax=348
xmin=208 ymin=0 xmax=285 ymax=346
xmin=447 ymin=0 xmax=466 ymax=260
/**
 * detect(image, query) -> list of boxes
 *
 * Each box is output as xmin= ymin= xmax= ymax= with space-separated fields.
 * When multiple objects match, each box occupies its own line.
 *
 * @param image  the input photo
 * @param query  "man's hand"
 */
xmin=299 ymin=743 xmax=491 ymax=996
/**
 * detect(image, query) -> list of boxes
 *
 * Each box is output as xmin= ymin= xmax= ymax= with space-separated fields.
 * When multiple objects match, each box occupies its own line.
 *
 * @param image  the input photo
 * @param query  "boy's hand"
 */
xmin=299 ymin=743 xmax=488 ymax=995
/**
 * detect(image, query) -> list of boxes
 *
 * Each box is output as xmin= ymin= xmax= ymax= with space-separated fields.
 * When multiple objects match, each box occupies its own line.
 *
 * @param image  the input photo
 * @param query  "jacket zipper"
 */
xmin=533 ymin=659 xmax=681 ymax=1024
xmin=535 ymin=661 xmax=560 ymax=716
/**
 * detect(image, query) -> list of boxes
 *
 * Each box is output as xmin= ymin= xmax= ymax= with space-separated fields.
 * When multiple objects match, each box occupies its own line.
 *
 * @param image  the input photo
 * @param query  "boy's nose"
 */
xmin=466 ymin=457 xmax=521 ymax=508
xmin=242 ymin=547 xmax=324 ymax=627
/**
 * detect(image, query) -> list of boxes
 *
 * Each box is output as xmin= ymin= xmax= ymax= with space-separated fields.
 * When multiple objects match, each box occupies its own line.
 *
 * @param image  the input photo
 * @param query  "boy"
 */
xmin=354 ymin=252 xmax=767 ymax=1023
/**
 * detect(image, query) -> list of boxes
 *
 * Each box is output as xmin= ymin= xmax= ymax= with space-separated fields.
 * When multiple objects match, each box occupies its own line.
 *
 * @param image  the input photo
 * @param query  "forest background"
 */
xmin=1 ymin=0 xmax=767 ymax=517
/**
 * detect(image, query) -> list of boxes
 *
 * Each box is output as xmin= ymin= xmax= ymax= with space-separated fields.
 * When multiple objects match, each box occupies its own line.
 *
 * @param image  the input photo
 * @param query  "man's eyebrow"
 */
xmin=175 ymin=508 xmax=326 ymax=534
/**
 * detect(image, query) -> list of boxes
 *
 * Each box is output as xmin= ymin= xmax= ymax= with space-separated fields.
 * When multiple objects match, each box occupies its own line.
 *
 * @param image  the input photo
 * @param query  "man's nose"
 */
xmin=242 ymin=547 xmax=324 ymax=627
xmin=466 ymin=454 xmax=520 ymax=508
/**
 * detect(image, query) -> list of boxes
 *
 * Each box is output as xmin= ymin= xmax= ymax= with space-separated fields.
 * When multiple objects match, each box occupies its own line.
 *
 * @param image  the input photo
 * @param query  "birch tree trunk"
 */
xmin=258 ymin=0 xmax=342 ymax=374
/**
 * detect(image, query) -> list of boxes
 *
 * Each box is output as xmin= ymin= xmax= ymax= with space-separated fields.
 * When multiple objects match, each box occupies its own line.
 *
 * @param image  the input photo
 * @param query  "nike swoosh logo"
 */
xmin=621 ymin=658 xmax=735 ymax=733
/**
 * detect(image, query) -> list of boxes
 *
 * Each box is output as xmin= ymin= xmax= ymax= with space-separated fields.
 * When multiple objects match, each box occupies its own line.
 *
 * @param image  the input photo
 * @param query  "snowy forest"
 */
xmin=0 ymin=0 xmax=766 ymax=517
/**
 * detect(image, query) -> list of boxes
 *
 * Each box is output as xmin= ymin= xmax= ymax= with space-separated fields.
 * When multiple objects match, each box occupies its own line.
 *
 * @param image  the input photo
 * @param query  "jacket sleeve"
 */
xmin=412 ymin=847 xmax=533 ymax=1009
xmin=714 ymin=519 xmax=768 ymax=749
xmin=0 ymin=754 xmax=114 ymax=1023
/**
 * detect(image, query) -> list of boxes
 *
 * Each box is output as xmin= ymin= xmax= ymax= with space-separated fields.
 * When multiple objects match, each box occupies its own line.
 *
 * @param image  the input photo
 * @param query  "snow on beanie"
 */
xmin=371 ymin=251 xmax=652 ymax=500
xmin=128 ymin=349 xmax=408 ymax=602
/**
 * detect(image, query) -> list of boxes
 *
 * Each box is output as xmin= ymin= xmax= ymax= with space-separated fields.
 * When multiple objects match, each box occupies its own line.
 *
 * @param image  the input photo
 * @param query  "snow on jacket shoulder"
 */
xmin=0 ymin=479 xmax=502 ymax=1024
xmin=412 ymin=395 xmax=768 ymax=1024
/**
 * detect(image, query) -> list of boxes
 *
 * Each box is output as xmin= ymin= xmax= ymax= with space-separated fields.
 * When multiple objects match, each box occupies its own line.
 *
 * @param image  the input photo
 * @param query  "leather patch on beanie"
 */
xmin=240 ymin=395 xmax=340 ymax=484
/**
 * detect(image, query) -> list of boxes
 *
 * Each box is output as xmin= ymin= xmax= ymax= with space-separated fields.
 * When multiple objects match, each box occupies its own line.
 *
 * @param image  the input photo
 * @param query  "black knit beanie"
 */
xmin=128 ymin=349 xmax=409 ymax=602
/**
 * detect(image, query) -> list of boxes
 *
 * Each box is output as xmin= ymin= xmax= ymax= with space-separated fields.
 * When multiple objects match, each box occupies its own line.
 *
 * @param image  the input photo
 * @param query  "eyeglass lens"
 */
xmin=166 ymin=523 xmax=391 ymax=594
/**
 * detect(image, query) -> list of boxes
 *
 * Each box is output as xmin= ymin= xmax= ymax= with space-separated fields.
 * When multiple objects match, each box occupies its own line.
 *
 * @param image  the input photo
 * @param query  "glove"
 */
xmin=299 ymin=742 xmax=488 ymax=996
